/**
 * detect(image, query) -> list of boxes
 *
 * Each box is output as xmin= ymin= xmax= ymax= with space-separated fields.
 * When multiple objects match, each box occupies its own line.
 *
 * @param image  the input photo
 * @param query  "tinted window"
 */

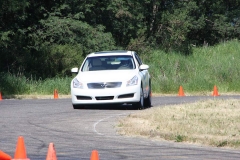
xmin=81 ymin=55 xmax=136 ymax=71
xmin=134 ymin=53 xmax=142 ymax=67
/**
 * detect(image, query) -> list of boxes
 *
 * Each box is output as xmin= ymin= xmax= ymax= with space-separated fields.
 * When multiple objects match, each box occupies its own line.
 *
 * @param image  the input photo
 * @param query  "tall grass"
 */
xmin=143 ymin=39 xmax=240 ymax=94
xmin=0 ymin=40 xmax=240 ymax=95
xmin=0 ymin=73 xmax=72 ymax=95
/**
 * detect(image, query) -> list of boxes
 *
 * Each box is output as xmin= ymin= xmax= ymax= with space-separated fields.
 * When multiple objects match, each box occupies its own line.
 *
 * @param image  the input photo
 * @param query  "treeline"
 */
xmin=1 ymin=0 xmax=240 ymax=78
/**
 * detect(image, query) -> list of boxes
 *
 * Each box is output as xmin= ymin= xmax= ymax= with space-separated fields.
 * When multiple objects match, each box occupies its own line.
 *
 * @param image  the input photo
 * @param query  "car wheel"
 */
xmin=144 ymin=85 xmax=152 ymax=108
xmin=133 ymin=86 xmax=144 ymax=109
xmin=73 ymin=104 xmax=84 ymax=109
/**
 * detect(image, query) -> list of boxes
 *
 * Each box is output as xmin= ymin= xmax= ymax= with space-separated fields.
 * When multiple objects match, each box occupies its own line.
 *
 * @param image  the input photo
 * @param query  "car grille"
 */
xmin=95 ymin=96 xmax=114 ymax=100
xmin=87 ymin=82 xmax=122 ymax=89
xmin=118 ymin=93 xmax=134 ymax=99
xmin=76 ymin=96 xmax=92 ymax=100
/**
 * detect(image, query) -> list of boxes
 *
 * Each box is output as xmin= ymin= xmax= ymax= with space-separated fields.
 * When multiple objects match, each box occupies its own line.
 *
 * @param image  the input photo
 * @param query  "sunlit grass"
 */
xmin=0 ymin=72 xmax=72 ymax=95
xmin=1 ymin=40 xmax=240 ymax=95
xmin=117 ymin=99 xmax=240 ymax=149
xmin=142 ymin=39 xmax=240 ymax=94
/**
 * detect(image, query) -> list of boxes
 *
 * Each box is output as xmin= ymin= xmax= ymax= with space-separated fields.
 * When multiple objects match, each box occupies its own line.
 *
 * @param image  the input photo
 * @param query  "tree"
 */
xmin=0 ymin=0 xmax=116 ymax=78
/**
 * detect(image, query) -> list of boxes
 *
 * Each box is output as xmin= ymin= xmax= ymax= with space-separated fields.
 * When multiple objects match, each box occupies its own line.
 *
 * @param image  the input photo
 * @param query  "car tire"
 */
xmin=144 ymin=84 xmax=152 ymax=108
xmin=73 ymin=104 xmax=84 ymax=109
xmin=133 ymin=86 xmax=144 ymax=110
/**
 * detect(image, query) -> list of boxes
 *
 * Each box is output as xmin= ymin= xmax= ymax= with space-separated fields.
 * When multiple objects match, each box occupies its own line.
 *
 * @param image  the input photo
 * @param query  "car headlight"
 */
xmin=72 ymin=78 xmax=83 ymax=88
xmin=126 ymin=75 xmax=138 ymax=86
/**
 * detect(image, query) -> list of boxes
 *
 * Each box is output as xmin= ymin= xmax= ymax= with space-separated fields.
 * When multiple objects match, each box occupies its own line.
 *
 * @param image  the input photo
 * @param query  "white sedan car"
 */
xmin=70 ymin=50 xmax=151 ymax=109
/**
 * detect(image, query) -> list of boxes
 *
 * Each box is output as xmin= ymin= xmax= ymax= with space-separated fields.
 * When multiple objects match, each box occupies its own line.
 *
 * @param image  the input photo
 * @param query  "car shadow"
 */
xmin=74 ymin=104 xmax=145 ymax=110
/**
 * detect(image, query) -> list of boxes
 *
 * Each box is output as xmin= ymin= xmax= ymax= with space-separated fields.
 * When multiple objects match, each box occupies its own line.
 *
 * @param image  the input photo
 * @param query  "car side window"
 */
xmin=134 ymin=53 xmax=142 ymax=67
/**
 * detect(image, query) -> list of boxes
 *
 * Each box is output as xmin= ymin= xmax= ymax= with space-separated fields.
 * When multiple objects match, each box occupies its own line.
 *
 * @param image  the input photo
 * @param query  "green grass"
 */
xmin=0 ymin=73 xmax=72 ymax=95
xmin=142 ymin=39 xmax=240 ymax=94
xmin=1 ymin=39 xmax=240 ymax=95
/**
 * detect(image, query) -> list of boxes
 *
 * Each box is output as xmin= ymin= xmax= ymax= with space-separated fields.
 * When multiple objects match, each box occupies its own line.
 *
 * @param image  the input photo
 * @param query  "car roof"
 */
xmin=87 ymin=50 xmax=134 ymax=57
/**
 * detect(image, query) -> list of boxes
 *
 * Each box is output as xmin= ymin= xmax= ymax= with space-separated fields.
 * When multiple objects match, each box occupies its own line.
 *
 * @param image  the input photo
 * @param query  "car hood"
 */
xmin=75 ymin=70 xmax=138 ymax=82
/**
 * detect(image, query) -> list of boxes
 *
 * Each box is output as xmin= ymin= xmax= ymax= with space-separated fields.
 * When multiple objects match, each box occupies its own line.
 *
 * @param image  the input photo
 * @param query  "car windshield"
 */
xmin=81 ymin=55 xmax=136 ymax=71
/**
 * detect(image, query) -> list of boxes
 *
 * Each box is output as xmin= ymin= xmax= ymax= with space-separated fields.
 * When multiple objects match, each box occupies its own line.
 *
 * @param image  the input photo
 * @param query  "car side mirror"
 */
xmin=71 ymin=67 xmax=79 ymax=73
xmin=139 ymin=64 xmax=149 ymax=70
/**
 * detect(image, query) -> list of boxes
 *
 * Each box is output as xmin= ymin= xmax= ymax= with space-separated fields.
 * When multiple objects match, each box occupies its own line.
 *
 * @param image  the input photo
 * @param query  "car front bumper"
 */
xmin=71 ymin=85 xmax=140 ymax=105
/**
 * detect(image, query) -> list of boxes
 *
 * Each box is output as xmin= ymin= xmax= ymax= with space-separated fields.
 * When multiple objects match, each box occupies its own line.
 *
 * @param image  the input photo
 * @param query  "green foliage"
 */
xmin=175 ymin=135 xmax=186 ymax=142
xmin=144 ymin=0 xmax=240 ymax=53
xmin=27 ymin=14 xmax=116 ymax=78
xmin=0 ymin=72 xmax=28 ymax=95
xmin=38 ymin=44 xmax=84 ymax=77
xmin=1 ymin=40 xmax=240 ymax=95
xmin=31 ymin=14 xmax=115 ymax=53
xmin=0 ymin=1 xmax=116 ymax=78
xmin=34 ymin=77 xmax=72 ymax=95
xmin=143 ymin=40 xmax=240 ymax=94
xmin=0 ymin=72 xmax=72 ymax=95
xmin=1 ymin=0 xmax=240 ymax=79
xmin=160 ymin=4 xmax=189 ymax=50
xmin=107 ymin=0 xmax=149 ymax=47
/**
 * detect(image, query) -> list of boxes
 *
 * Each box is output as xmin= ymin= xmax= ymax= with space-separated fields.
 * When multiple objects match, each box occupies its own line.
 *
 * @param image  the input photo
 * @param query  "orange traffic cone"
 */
xmin=212 ymin=85 xmax=220 ymax=96
xmin=90 ymin=150 xmax=99 ymax=160
xmin=178 ymin=86 xmax=185 ymax=96
xmin=0 ymin=92 xmax=2 ymax=101
xmin=54 ymin=89 xmax=58 ymax=99
xmin=0 ymin=150 xmax=11 ymax=160
xmin=46 ymin=143 xmax=57 ymax=160
xmin=13 ymin=136 xmax=30 ymax=160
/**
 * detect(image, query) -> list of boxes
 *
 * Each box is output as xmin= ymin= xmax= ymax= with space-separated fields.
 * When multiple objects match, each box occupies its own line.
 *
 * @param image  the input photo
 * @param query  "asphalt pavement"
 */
xmin=0 ymin=95 xmax=240 ymax=160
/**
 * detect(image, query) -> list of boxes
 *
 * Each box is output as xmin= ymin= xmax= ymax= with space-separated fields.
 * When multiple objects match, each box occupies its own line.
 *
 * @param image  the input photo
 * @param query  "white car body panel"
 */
xmin=70 ymin=50 xmax=151 ymax=107
xmin=74 ymin=70 xmax=137 ymax=82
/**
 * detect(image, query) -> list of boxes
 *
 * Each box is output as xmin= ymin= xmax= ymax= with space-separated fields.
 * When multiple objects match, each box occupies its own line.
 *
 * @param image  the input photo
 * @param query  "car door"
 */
xmin=134 ymin=53 xmax=149 ymax=98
